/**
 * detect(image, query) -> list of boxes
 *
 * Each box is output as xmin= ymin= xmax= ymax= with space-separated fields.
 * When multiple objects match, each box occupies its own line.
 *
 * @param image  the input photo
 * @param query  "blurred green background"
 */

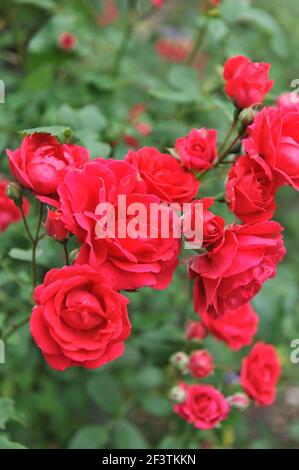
xmin=0 ymin=0 xmax=299 ymax=449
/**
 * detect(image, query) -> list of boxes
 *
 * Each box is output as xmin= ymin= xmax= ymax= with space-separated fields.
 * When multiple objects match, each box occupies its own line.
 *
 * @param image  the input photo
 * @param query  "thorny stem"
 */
xmin=3 ymin=314 xmax=31 ymax=341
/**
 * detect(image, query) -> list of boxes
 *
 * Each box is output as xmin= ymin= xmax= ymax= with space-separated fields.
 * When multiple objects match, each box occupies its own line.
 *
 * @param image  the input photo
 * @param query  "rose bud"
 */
xmin=238 ymin=107 xmax=256 ymax=127
xmin=227 ymin=392 xmax=250 ymax=411
xmin=188 ymin=350 xmax=214 ymax=379
xmin=45 ymin=209 xmax=69 ymax=241
xmin=185 ymin=321 xmax=207 ymax=341
xmin=169 ymin=384 xmax=187 ymax=403
xmin=6 ymin=182 xmax=23 ymax=207
xmin=170 ymin=352 xmax=190 ymax=374
xmin=59 ymin=32 xmax=77 ymax=51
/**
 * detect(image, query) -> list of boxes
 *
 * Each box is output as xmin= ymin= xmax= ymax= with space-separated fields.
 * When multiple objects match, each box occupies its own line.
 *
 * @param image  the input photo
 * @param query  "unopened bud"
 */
xmin=238 ymin=107 xmax=255 ymax=127
xmin=227 ymin=392 xmax=250 ymax=410
xmin=6 ymin=183 xmax=23 ymax=207
xmin=170 ymin=352 xmax=189 ymax=373
xmin=169 ymin=385 xmax=186 ymax=403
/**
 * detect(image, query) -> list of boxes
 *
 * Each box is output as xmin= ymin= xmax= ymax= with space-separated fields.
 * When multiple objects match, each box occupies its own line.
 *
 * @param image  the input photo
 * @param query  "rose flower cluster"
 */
xmin=4 ymin=54 xmax=297 ymax=431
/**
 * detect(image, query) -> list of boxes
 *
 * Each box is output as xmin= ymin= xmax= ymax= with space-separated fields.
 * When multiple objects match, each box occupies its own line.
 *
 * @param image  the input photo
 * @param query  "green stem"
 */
xmin=3 ymin=314 xmax=31 ymax=341
xmin=62 ymin=241 xmax=70 ymax=266
xmin=218 ymin=132 xmax=243 ymax=162
xmin=111 ymin=0 xmax=137 ymax=75
xmin=218 ymin=119 xmax=238 ymax=153
xmin=185 ymin=23 xmax=207 ymax=66
xmin=20 ymin=205 xmax=34 ymax=242
xmin=31 ymin=202 xmax=44 ymax=289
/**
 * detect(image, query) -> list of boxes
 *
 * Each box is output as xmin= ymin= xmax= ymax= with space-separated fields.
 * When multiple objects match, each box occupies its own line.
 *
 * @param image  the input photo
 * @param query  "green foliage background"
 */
xmin=0 ymin=0 xmax=299 ymax=449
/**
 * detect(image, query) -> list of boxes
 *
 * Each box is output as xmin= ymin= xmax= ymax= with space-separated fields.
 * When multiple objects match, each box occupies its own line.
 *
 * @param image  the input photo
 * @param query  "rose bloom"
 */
xmin=136 ymin=122 xmax=152 ymax=137
xmin=96 ymin=0 xmax=119 ymax=27
xmin=175 ymin=128 xmax=217 ymax=172
xmin=151 ymin=0 xmax=163 ymax=7
xmin=58 ymin=159 xmax=181 ymax=290
xmin=45 ymin=209 xmax=69 ymax=241
xmin=0 ymin=178 xmax=29 ymax=232
xmin=223 ymin=55 xmax=274 ymax=109
xmin=226 ymin=155 xmax=276 ymax=223
xmin=276 ymin=92 xmax=299 ymax=110
xmin=30 ymin=265 xmax=131 ymax=371
xmin=125 ymin=147 xmax=199 ymax=204
xmin=7 ymin=133 xmax=89 ymax=200
xmin=59 ymin=32 xmax=77 ymax=51
xmin=241 ymin=342 xmax=281 ymax=405
xmin=185 ymin=320 xmax=207 ymax=341
xmin=155 ymin=37 xmax=192 ymax=63
xmin=200 ymin=303 xmax=259 ymax=350
xmin=174 ymin=384 xmax=229 ymax=430
xmin=244 ymin=106 xmax=299 ymax=191
xmin=189 ymin=221 xmax=285 ymax=317
xmin=188 ymin=350 xmax=214 ymax=378
xmin=123 ymin=134 xmax=140 ymax=148
xmin=183 ymin=198 xmax=225 ymax=250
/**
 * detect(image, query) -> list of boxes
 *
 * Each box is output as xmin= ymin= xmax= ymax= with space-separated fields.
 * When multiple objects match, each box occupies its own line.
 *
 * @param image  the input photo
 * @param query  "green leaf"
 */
xmin=239 ymin=8 xmax=288 ymax=58
xmin=140 ymin=396 xmax=171 ymax=417
xmin=15 ymin=0 xmax=56 ymax=11
xmin=87 ymin=372 xmax=123 ymax=416
xmin=168 ymin=65 xmax=199 ymax=92
xmin=8 ymin=248 xmax=32 ymax=263
xmin=135 ymin=366 xmax=163 ymax=389
xmin=19 ymin=126 xmax=73 ymax=142
xmin=220 ymin=0 xmax=250 ymax=23
xmin=58 ymin=104 xmax=107 ymax=132
xmin=68 ymin=425 xmax=109 ymax=449
xmin=76 ymin=130 xmax=111 ymax=158
xmin=114 ymin=420 xmax=148 ymax=449
xmin=0 ymin=434 xmax=26 ymax=449
xmin=0 ymin=399 xmax=19 ymax=430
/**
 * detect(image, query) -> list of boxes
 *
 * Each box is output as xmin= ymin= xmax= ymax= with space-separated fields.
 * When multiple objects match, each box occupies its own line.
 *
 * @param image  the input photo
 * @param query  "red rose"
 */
xmin=125 ymin=147 xmax=199 ymax=204
xmin=174 ymin=383 xmax=229 ymax=429
xmin=226 ymin=155 xmax=276 ymax=223
xmin=241 ymin=342 xmax=281 ymax=405
xmin=58 ymin=159 xmax=181 ymax=290
xmin=59 ymin=32 xmax=77 ymax=51
xmin=136 ymin=122 xmax=152 ymax=137
xmin=200 ymin=303 xmax=259 ymax=350
xmin=175 ymin=128 xmax=217 ymax=172
xmin=185 ymin=320 xmax=207 ymax=341
xmin=45 ymin=209 xmax=69 ymax=241
xmin=151 ymin=0 xmax=163 ymax=7
xmin=155 ymin=37 xmax=193 ymax=64
xmin=188 ymin=350 xmax=214 ymax=378
xmin=189 ymin=221 xmax=285 ymax=317
xmin=223 ymin=55 xmax=274 ymax=109
xmin=30 ymin=265 xmax=131 ymax=371
xmin=183 ymin=198 xmax=225 ymax=250
xmin=7 ymin=133 xmax=89 ymax=199
xmin=244 ymin=106 xmax=299 ymax=190
xmin=0 ymin=178 xmax=29 ymax=232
